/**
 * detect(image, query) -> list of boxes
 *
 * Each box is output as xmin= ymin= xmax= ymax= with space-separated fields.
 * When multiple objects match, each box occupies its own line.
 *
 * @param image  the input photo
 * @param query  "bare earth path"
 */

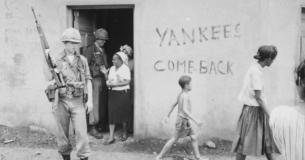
xmin=0 ymin=125 xmax=283 ymax=160
xmin=0 ymin=147 xmax=283 ymax=160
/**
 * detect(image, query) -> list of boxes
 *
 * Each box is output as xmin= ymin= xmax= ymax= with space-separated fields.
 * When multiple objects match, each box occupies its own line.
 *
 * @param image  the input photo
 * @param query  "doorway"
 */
xmin=70 ymin=6 xmax=134 ymax=134
xmin=72 ymin=7 xmax=134 ymax=64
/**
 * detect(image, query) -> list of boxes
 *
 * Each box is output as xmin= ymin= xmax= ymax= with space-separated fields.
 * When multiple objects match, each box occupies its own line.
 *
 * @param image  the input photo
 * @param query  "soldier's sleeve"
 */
xmin=83 ymin=57 xmax=92 ymax=81
xmin=103 ymin=51 xmax=109 ymax=68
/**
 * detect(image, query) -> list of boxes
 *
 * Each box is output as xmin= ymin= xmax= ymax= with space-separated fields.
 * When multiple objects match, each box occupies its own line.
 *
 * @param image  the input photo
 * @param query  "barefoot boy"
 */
xmin=156 ymin=75 xmax=206 ymax=160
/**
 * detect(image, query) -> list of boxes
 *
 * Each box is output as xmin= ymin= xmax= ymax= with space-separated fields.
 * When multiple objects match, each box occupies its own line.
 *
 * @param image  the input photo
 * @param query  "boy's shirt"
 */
xmin=177 ymin=92 xmax=191 ymax=119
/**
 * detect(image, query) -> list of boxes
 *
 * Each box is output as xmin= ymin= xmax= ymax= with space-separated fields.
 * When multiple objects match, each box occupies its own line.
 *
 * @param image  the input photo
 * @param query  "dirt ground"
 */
xmin=0 ymin=125 xmax=283 ymax=160
xmin=124 ymin=137 xmax=233 ymax=156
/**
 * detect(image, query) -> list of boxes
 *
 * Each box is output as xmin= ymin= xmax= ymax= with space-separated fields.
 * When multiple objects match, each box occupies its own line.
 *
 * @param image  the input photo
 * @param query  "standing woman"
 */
xmin=120 ymin=44 xmax=134 ymax=133
xmin=269 ymin=60 xmax=305 ymax=160
xmin=120 ymin=44 xmax=134 ymax=71
xmin=101 ymin=51 xmax=131 ymax=144
xmin=232 ymin=45 xmax=280 ymax=160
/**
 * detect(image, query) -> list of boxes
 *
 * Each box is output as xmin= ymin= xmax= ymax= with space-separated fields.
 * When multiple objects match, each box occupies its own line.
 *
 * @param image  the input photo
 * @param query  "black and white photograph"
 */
xmin=0 ymin=0 xmax=304 ymax=160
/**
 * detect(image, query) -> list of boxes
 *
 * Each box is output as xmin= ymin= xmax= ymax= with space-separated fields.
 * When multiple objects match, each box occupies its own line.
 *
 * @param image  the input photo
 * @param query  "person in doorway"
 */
xmin=48 ymin=28 xmax=91 ymax=160
xmin=232 ymin=45 xmax=280 ymax=160
xmin=156 ymin=75 xmax=206 ymax=160
xmin=100 ymin=51 xmax=131 ymax=144
xmin=269 ymin=60 xmax=305 ymax=160
xmin=120 ymin=44 xmax=134 ymax=70
xmin=82 ymin=28 xmax=109 ymax=139
xmin=120 ymin=44 xmax=134 ymax=134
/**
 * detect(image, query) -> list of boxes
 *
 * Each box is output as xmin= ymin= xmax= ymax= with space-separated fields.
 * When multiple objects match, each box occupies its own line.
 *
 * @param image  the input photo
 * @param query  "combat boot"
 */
xmin=61 ymin=154 xmax=70 ymax=160
xmin=89 ymin=126 xmax=103 ymax=139
xmin=80 ymin=157 xmax=88 ymax=160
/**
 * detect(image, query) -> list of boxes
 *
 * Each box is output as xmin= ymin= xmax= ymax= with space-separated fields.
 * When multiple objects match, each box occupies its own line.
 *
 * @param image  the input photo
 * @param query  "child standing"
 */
xmin=156 ymin=75 xmax=206 ymax=160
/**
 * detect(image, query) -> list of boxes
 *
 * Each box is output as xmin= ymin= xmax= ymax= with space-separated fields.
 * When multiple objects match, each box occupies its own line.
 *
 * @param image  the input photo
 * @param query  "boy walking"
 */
xmin=156 ymin=75 xmax=207 ymax=160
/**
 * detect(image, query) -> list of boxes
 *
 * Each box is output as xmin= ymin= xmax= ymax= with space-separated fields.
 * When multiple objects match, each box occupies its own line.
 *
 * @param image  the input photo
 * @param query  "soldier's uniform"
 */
xmin=51 ymin=28 xmax=91 ymax=160
xmin=82 ymin=28 xmax=109 ymax=137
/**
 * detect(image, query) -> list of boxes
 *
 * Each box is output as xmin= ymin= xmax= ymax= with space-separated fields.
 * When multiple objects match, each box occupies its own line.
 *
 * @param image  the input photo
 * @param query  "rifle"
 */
xmin=31 ymin=7 xmax=66 ymax=101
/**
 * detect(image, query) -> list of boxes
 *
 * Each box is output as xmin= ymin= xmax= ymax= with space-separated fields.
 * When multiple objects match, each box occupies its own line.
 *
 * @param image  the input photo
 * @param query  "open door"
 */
xmin=73 ymin=10 xmax=96 ymax=47
xmin=69 ymin=6 xmax=135 ymax=134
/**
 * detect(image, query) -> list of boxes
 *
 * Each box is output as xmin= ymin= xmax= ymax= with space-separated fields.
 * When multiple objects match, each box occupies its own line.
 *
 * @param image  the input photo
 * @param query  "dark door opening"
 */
xmin=73 ymin=8 xmax=134 ymax=64
xmin=71 ymin=7 xmax=134 ymax=134
xmin=301 ymin=8 xmax=305 ymax=61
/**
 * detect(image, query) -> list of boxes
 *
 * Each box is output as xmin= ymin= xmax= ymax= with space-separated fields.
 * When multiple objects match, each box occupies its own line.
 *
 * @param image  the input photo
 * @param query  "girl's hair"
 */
xmin=296 ymin=60 xmax=305 ymax=100
xmin=178 ymin=75 xmax=192 ymax=89
xmin=120 ymin=44 xmax=133 ymax=58
xmin=296 ymin=60 xmax=305 ymax=86
xmin=254 ymin=45 xmax=278 ymax=61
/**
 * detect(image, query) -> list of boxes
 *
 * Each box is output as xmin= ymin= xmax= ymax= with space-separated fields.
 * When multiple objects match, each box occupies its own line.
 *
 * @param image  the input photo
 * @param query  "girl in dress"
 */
xmin=232 ymin=45 xmax=280 ymax=160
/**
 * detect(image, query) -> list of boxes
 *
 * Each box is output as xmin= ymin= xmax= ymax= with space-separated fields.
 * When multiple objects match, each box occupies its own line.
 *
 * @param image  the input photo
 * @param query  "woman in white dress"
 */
xmin=269 ymin=60 xmax=305 ymax=160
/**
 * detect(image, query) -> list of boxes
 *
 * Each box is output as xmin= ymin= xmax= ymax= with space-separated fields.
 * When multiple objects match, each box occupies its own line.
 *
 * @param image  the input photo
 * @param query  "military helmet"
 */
xmin=61 ymin=28 xmax=81 ymax=43
xmin=94 ymin=28 xmax=109 ymax=40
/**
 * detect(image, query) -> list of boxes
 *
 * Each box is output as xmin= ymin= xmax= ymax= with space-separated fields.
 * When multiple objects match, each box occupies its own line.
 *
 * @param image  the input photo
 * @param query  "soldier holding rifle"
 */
xmin=32 ymin=8 xmax=92 ymax=160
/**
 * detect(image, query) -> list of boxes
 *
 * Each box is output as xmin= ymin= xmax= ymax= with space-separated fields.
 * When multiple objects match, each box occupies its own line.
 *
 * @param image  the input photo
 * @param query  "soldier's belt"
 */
xmin=66 ymin=81 xmax=85 ymax=88
xmin=45 ymin=82 xmax=85 ymax=101
xmin=62 ymin=82 xmax=85 ymax=98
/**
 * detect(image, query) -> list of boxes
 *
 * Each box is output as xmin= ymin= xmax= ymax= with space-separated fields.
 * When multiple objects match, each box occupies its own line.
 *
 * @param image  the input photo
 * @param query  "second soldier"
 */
xmin=82 ymin=28 xmax=109 ymax=139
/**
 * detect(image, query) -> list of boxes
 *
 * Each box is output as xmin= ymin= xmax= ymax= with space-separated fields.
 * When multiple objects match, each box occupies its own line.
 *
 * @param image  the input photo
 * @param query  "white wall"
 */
xmin=0 ymin=0 xmax=66 ymax=130
xmin=134 ymin=0 xmax=299 ymax=140
xmin=0 ymin=0 xmax=301 ymax=141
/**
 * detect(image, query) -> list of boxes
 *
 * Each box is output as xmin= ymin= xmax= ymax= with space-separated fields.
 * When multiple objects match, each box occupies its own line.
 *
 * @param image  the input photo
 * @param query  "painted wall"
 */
xmin=0 ymin=0 xmax=301 ymax=141
xmin=133 ymin=0 xmax=299 ymax=140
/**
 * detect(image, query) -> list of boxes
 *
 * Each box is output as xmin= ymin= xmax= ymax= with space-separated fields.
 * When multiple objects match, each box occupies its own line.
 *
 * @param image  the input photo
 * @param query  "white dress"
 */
xmin=269 ymin=105 xmax=305 ymax=160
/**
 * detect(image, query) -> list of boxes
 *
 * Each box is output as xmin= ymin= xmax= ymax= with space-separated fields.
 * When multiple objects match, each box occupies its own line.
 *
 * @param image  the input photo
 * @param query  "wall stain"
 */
xmin=0 ymin=53 xmax=26 ymax=88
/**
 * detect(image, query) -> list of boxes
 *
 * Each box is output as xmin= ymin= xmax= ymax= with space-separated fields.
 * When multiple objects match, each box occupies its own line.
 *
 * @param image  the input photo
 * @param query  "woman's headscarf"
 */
xmin=116 ymin=51 xmax=128 ymax=65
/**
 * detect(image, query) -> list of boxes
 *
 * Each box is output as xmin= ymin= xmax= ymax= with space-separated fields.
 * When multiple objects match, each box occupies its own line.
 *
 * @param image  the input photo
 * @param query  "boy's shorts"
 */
xmin=175 ymin=116 xmax=194 ymax=138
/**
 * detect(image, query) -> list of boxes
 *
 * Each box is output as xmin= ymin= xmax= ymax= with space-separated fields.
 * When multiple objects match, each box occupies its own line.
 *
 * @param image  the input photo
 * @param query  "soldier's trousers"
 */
xmin=89 ymin=77 xmax=105 ymax=125
xmin=53 ymin=97 xmax=90 ymax=159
